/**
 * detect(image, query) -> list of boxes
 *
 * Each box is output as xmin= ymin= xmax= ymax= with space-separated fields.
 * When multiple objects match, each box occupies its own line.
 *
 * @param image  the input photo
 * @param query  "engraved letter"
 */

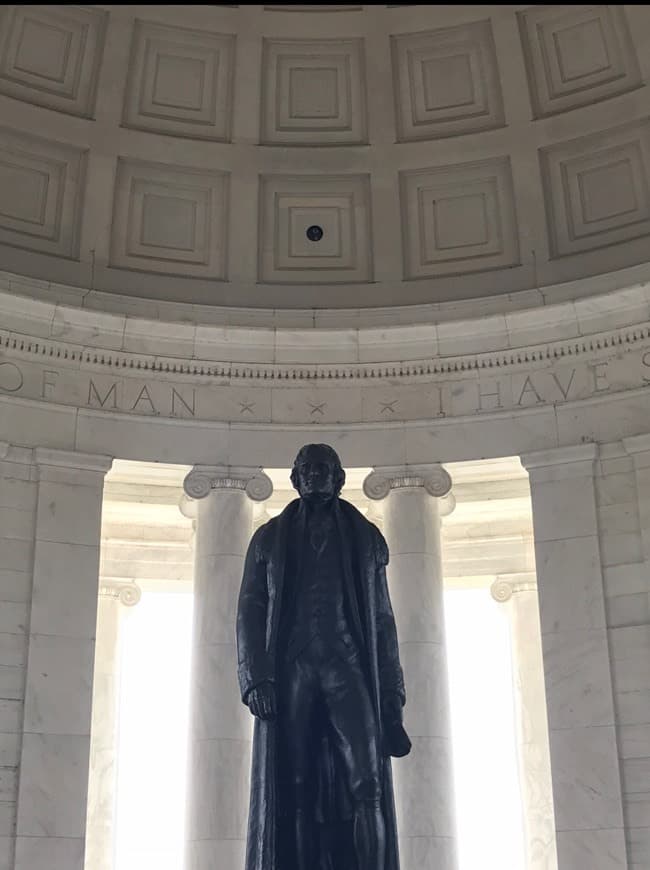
xmin=431 ymin=384 xmax=446 ymax=418
xmin=642 ymin=350 xmax=650 ymax=383
xmin=131 ymin=384 xmax=158 ymax=414
xmin=516 ymin=375 xmax=544 ymax=406
xmin=0 ymin=362 xmax=23 ymax=393
xmin=88 ymin=380 xmax=118 ymax=409
xmin=477 ymin=380 xmax=503 ymax=411
xmin=171 ymin=387 xmax=196 ymax=417
xmin=589 ymin=362 xmax=609 ymax=393
xmin=42 ymin=369 xmax=59 ymax=399
xmin=551 ymin=368 xmax=576 ymax=401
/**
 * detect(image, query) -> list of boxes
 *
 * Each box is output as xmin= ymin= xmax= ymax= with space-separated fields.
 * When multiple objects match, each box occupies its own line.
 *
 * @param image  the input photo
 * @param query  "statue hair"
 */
xmin=290 ymin=443 xmax=346 ymax=496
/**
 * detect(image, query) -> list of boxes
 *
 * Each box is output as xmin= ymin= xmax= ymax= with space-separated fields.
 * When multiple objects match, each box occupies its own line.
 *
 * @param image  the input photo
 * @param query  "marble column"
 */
xmin=14 ymin=448 xmax=113 ymax=870
xmin=490 ymin=573 xmax=557 ymax=870
xmin=363 ymin=464 xmax=458 ymax=870
xmin=182 ymin=465 xmax=273 ymax=870
xmin=520 ymin=445 xmax=628 ymax=870
xmin=85 ymin=579 xmax=142 ymax=870
xmin=620 ymin=434 xmax=650 ymax=869
xmin=0 ymin=443 xmax=38 ymax=869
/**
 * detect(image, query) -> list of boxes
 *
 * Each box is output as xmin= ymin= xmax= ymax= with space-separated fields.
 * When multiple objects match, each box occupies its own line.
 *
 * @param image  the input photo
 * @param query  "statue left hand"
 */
xmin=381 ymin=692 xmax=412 ymax=758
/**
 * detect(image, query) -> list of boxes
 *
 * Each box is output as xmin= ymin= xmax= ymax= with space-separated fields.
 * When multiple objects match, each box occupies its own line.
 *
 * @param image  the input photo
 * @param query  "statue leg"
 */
xmin=322 ymin=643 xmax=386 ymax=869
xmin=279 ymin=651 xmax=319 ymax=870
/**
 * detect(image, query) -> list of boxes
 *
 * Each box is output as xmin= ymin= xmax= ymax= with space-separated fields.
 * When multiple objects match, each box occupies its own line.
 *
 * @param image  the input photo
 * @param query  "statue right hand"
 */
xmin=247 ymin=681 xmax=277 ymax=720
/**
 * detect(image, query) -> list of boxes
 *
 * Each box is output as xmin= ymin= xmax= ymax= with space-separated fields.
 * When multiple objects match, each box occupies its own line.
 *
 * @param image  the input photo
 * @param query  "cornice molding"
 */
xmin=3 ymin=313 xmax=650 ymax=384
xmin=3 ymin=279 xmax=650 ymax=427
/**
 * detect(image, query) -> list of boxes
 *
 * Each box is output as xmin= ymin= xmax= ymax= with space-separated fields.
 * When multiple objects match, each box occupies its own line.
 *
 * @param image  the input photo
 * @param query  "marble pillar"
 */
xmin=521 ymin=446 xmax=628 ymax=870
xmin=14 ymin=448 xmax=112 ymax=870
xmin=491 ymin=573 xmax=557 ymax=870
xmin=364 ymin=464 xmax=458 ymax=870
xmin=85 ymin=579 xmax=142 ymax=870
xmin=620 ymin=434 xmax=650 ymax=869
xmin=182 ymin=466 xmax=273 ymax=870
xmin=0 ymin=443 xmax=38 ymax=869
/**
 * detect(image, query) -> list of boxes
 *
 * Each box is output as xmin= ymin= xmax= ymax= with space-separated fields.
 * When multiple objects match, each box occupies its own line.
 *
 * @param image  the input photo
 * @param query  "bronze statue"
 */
xmin=236 ymin=443 xmax=411 ymax=870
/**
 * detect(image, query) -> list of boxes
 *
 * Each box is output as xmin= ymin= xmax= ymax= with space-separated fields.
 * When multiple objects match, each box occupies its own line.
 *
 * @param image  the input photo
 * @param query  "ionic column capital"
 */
xmin=490 ymin=572 xmax=538 ymax=603
xmin=99 ymin=578 xmax=142 ymax=607
xmin=363 ymin=463 xmax=452 ymax=502
xmin=183 ymin=465 xmax=273 ymax=502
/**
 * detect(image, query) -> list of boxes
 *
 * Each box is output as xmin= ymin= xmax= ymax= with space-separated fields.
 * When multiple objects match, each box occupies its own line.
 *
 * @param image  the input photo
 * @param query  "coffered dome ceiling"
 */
xmin=1 ymin=4 xmax=650 ymax=318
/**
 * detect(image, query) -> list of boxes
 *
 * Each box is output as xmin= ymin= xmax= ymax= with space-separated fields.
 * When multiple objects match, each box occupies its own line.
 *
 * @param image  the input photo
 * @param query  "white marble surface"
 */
xmin=192 ymin=554 xmax=246 ymax=645
xmin=388 ymin=553 xmax=446 ymax=644
xmin=185 ymin=470 xmax=259 ymax=868
xmin=555 ymin=829 xmax=628 ymax=870
xmin=0 ymin=769 xmax=17 ymax=803
xmin=549 ymin=726 xmax=625 ymax=831
xmin=12 ymin=450 xmax=110 ymax=869
xmin=543 ymin=629 xmax=616 ymax=729
xmin=379 ymin=476 xmax=457 ymax=869
xmin=23 ymin=634 xmax=94 ymax=736
xmin=533 ymin=537 xmax=607 ymax=632
xmin=526 ymin=444 xmax=629 ymax=869
xmin=85 ymin=590 xmax=126 ymax=870
xmin=14 ymin=835 xmax=85 ymax=870
xmin=0 ymin=665 xmax=24 ymax=701
xmin=0 ymin=836 xmax=12 ymax=870
xmin=398 ymin=642 xmax=451 ymax=738
xmin=397 ymin=834 xmax=457 ymax=870
xmin=382 ymin=491 xmax=443 ymax=556
xmin=0 ymin=700 xmax=23 ymax=734
xmin=33 ymin=480 xmax=105 ymax=547
xmin=0 ymin=571 xmax=32 ymax=605
xmin=0 ymin=602 xmax=28 ymax=637
xmin=188 ymin=737 xmax=251 ymax=841
xmin=392 ymin=736 xmax=456 ymax=839
xmin=186 ymin=837 xmax=246 ymax=870
xmin=600 ymin=531 xmax=644 ymax=569
xmin=192 ymin=643 xmax=250 ymax=741
xmin=501 ymin=582 xmax=558 ymax=870
xmin=0 ymin=734 xmax=20 ymax=769
xmin=619 ymin=723 xmax=650 ymax=759
xmin=0 ymin=540 xmax=32 ymax=579
xmin=29 ymin=542 xmax=101 ymax=639
xmin=16 ymin=732 xmax=91 ymax=838
xmin=0 ymin=804 xmax=15 ymax=836
xmin=527 ymin=476 xmax=599 ymax=542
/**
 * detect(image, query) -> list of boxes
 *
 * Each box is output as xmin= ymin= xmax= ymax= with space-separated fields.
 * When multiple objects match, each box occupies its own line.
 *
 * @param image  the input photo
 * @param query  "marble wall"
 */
xmin=0 ymin=445 xmax=36 ymax=870
xmin=601 ymin=439 xmax=650 ymax=870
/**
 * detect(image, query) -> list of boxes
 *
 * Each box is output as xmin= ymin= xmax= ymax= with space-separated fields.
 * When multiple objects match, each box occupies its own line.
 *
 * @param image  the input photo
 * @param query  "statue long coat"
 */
xmin=236 ymin=496 xmax=406 ymax=870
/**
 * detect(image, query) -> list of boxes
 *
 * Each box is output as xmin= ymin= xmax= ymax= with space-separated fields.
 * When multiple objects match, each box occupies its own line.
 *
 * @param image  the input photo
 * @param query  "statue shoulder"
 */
xmin=248 ymin=520 xmax=274 ymax=563
xmin=372 ymin=523 xmax=389 ymax=567
xmin=248 ymin=498 xmax=300 ymax=562
xmin=339 ymin=498 xmax=389 ymax=566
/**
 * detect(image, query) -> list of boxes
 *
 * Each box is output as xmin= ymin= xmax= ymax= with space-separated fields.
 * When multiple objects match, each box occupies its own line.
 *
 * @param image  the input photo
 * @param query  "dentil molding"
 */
xmin=2 ymin=276 xmax=650 ymax=426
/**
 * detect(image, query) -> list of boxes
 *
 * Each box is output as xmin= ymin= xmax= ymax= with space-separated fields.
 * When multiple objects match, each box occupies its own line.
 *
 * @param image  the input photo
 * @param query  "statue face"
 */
xmin=294 ymin=451 xmax=337 ymax=502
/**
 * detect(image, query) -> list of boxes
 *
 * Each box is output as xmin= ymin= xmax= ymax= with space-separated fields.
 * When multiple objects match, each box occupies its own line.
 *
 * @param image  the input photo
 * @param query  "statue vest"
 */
xmin=282 ymin=519 xmax=357 ymax=662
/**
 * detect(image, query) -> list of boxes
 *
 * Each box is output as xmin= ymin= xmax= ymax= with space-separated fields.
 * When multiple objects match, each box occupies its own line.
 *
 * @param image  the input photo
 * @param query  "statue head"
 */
xmin=290 ymin=443 xmax=346 ymax=503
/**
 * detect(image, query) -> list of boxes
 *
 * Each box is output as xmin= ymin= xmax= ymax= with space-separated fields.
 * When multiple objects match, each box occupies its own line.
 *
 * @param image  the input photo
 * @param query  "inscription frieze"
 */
xmin=1 ymin=344 xmax=650 ymax=424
